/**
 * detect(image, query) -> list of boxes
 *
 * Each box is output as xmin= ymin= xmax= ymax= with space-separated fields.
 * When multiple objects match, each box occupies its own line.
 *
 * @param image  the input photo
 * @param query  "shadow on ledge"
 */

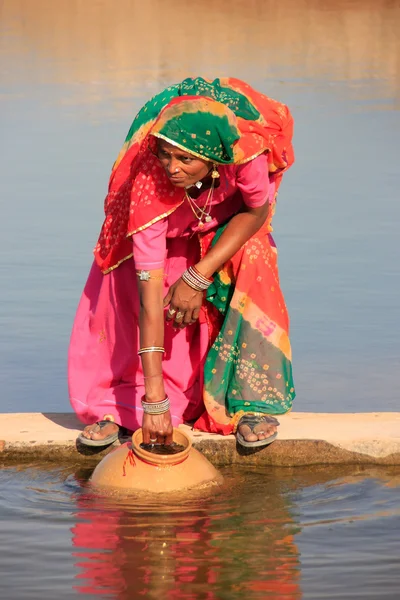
xmin=42 ymin=412 xmax=83 ymax=431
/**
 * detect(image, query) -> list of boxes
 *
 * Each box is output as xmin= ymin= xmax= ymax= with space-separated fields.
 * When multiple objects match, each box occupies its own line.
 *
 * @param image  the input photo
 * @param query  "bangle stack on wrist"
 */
xmin=181 ymin=266 xmax=213 ymax=292
xmin=141 ymin=396 xmax=170 ymax=414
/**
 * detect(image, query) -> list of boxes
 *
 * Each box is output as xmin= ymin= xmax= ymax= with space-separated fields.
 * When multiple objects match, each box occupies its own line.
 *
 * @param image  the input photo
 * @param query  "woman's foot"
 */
xmin=78 ymin=416 xmax=123 ymax=447
xmin=81 ymin=421 xmax=119 ymax=442
xmin=236 ymin=414 xmax=279 ymax=448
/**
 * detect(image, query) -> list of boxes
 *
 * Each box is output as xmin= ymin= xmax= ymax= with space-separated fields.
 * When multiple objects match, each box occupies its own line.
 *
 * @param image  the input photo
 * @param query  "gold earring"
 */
xmin=211 ymin=164 xmax=220 ymax=179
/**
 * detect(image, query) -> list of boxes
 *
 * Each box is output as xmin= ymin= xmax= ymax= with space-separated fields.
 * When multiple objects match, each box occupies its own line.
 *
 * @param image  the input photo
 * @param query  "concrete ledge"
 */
xmin=0 ymin=412 xmax=399 ymax=467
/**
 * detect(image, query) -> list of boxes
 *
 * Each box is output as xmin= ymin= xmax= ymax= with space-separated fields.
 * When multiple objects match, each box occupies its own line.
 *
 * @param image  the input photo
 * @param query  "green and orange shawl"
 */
xmin=94 ymin=77 xmax=294 ymax=273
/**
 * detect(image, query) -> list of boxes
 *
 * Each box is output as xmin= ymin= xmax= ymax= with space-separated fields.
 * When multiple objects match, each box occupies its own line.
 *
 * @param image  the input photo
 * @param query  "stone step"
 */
xmin=0 ymin=412 xmax=399 ymax=466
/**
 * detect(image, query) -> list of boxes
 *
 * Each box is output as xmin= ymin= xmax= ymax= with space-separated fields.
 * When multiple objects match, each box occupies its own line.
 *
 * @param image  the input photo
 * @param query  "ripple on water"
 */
xmin=0 ymin=464 xmax=400 ymax=599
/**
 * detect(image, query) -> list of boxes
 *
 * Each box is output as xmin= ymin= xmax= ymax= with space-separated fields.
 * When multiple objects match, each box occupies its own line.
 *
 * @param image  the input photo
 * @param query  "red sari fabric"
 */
xmin=93 ymin=78 xmax=294 ymax=274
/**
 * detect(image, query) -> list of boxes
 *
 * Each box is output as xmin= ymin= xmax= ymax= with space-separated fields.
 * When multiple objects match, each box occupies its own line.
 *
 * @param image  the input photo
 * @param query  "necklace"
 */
xmin=184 ymin=178 xmax=215 ymax=228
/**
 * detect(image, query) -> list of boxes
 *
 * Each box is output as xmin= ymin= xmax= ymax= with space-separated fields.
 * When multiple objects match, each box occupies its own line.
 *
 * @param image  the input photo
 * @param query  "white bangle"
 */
xmin=141 ymin=396 xmax=170 ymax=415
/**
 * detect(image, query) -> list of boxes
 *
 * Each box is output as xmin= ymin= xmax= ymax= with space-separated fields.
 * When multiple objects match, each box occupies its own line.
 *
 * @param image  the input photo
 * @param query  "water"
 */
xmin=0 ymin=464 xmax=399 ymax=599
xmin=0 ymin=0 xmax=399 ymax=414
xmin=0 ymin=3 xmax=399 ymax=595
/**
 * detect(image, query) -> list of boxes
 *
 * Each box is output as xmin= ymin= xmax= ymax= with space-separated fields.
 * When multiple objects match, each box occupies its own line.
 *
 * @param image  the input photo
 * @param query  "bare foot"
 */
xmin=81 ymin=421 xmax=119 ymax=441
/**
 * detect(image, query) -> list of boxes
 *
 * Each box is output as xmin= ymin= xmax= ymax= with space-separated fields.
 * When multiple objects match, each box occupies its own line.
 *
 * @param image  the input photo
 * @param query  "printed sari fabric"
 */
xmin=194 ymin=221 xmax=294 ymax=435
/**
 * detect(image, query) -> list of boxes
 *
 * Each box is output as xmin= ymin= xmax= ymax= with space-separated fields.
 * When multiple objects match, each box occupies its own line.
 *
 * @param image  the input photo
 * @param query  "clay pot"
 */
xmin=90 ymin=427 xmax=222 ymax=493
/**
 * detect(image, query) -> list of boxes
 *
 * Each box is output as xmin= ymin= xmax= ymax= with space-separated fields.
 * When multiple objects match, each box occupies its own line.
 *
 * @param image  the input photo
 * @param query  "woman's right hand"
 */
xmin=142 ymin=410 xmax=173 ymax=445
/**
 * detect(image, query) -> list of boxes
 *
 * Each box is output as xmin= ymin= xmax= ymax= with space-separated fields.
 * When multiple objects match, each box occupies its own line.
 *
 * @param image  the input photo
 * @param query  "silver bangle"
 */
xmin=141 ymin=397 xmax=170 ymax=415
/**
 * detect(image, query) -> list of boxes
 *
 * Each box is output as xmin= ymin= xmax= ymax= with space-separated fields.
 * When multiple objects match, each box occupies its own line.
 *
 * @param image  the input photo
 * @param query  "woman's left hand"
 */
xmin=164 ymin=279 xmax=203 ymax=327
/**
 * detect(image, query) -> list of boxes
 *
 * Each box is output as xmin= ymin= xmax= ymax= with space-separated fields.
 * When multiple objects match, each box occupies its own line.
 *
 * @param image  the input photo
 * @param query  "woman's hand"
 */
xmin=142 ymin=411 xmax=173 ymax=445
xmin=164 ymin=279 xmax=203 ymax=327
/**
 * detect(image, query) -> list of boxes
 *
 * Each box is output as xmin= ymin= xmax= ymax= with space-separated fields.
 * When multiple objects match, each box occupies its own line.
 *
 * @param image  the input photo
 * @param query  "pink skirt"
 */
xmin=68 ymin=236 xmax=208 ymax=431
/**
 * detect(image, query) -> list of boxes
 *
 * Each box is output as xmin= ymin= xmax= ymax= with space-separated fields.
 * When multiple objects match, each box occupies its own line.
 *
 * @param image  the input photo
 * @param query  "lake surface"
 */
xmin=0 ymin=0 xmax=399 ymax=414
xmin=0 ymin=463 xmax=400 ymax=599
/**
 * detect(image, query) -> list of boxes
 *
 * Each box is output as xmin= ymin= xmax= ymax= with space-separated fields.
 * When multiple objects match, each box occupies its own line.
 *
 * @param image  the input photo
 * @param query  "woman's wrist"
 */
xmin=181 ymin=265 xmax=213 ymax=291
xmin=143 ymin=385 xmax=167 ymax=403
xmin=141 ymin=395 xmax=170 ymax=414
xmin=193 ymin=261 xmax=215 ymax=280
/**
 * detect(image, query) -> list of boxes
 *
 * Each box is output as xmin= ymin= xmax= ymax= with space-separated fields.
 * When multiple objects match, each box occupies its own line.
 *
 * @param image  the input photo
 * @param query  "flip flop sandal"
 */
xmin=77 ymin=420 xmax=127 ymax=447
xmin=236 ymin=413 xmax=280 ymax=448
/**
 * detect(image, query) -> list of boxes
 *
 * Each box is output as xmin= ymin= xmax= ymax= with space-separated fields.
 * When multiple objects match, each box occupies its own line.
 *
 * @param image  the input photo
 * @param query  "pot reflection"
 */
xmin=71 ymin=468 xmax=303 ymax=599
xmin=71 ymin=464 xmax=400 ymax=598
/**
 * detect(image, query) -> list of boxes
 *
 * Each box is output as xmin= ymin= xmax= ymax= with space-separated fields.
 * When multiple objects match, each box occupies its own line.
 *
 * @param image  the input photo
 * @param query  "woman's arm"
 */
xmin=132 ymin=219 xmax=173 ymax=444
xmin=195 ymin=203 xmax=270 ymax=278
xmin=138 ymin=272 xmax=173 ymax=445
xmin=195 ymin=153 xmax=272 ymax=276
xmin=138 ymin=271 xmax=166 ymax=401
xmin=163 ymin=203 xmax=270 ymax=326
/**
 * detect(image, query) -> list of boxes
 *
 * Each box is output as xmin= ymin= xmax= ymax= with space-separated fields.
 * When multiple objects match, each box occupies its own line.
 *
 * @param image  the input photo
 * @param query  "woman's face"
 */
xmin=156 ymin=139 xmax=211 ymax=188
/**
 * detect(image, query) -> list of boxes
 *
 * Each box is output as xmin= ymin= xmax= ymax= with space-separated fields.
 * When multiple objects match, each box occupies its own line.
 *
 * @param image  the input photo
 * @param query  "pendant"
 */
xmin=205 ymin=215 xmax=212 ymax=223
xmin=198 ymin=221 xmax=205 ymax=229
xmin=211 ymin=165 xmax=220 ymax=179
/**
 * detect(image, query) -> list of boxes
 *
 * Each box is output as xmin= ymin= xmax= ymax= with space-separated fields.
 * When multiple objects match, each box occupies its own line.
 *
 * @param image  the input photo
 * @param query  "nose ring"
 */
xmin=174 ymin=168 xmax=180 ymax=173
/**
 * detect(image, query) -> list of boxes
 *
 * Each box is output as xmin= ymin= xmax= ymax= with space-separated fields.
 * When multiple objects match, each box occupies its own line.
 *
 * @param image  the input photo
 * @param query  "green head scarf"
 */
xmin=150 ymin=95 xmax=242 ymax=164
xmin=125 ymin=77 xmax=262 ymax=164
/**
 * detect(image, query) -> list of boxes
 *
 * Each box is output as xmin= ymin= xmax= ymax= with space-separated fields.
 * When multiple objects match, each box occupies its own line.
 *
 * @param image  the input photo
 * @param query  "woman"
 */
xmin=68 ymin=77 xmax=295 ymax=449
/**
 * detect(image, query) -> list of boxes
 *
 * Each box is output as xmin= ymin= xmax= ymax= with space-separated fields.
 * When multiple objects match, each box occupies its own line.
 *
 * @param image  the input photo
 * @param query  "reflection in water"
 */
xmin=71 ymin=470 xmax=302 ymax=599
xmin=1 ymin=465 xmax=400 ymax=598
xmin=69 ymin=466 xmax=400 ymax=599
xmin=1 ymin=0 xmax=399 ymax=108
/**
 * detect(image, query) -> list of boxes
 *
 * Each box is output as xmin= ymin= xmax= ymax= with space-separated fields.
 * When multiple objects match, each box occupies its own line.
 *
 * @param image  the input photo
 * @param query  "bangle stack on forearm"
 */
xmin=181 ymin=265 xmax=213 ymax=291
xmin=138 ymin=346 xmax=169 ymax=412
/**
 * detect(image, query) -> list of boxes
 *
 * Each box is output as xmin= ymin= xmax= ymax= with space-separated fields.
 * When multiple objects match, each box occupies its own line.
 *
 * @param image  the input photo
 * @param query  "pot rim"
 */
xmin=131 ymin=427 xmax=192 ymax=466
